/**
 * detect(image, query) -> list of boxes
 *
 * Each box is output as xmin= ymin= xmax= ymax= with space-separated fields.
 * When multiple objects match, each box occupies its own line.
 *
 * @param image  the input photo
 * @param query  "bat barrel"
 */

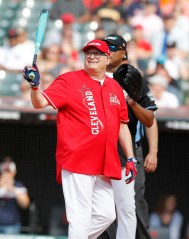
xmin=28 ymin=10 xmax=48 ymax=81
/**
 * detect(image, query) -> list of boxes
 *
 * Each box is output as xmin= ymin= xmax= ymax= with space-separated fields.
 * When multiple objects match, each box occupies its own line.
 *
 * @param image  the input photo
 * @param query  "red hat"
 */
xmin=133 ymin=24 xmax=143 ymax=30
xmin=7 ymin=28 xmax=18 ymax=38
xmin=82 ymin=39 xmax=110 ymax=56
xmin=61 ymin=13 xmax=75 ymax=23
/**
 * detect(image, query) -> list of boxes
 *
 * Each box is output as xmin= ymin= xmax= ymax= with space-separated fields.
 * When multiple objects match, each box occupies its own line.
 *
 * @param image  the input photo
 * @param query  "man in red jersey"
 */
xmin=23 ymin=39 xmax=137 ymax=239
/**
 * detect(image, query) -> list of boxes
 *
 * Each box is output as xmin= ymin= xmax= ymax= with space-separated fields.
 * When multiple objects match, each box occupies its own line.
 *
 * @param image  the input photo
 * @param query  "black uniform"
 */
xmin=98 ymin=77 xmax=157 ymax=239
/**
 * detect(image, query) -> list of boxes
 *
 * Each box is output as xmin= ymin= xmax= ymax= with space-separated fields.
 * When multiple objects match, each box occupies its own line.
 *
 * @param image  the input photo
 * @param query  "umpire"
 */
xmin=98 ymin=34 xmax=158 ymax=239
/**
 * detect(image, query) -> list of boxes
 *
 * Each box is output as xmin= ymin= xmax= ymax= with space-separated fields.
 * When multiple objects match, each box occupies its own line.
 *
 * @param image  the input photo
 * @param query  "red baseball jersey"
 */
xmin=43 ymin=69 xmax=129 ymax=184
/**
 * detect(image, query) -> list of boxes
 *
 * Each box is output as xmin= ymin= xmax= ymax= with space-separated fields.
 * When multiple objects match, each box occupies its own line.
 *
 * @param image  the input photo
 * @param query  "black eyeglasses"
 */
xmin=85 ymin=51 xmax=107 ymax=59
xmin=108 ymin=45 xmax=124 ymax=52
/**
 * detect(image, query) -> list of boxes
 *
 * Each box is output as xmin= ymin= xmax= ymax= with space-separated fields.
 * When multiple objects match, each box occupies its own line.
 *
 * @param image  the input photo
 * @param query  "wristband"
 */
xmin=31 ymin=87 xmax=39 ymax=91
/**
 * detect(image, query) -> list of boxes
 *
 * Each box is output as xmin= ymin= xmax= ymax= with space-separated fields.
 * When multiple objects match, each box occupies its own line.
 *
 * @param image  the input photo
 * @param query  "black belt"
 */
xmin=135 ymin=141 xmax=141 ymax=149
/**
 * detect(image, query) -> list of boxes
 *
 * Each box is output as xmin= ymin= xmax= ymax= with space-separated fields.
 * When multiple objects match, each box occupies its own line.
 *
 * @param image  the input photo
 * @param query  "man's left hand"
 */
xmin=113 ymin=63 xmax=143 ymax=102
xmin=143 ymin=152 xmax=158 ymax=173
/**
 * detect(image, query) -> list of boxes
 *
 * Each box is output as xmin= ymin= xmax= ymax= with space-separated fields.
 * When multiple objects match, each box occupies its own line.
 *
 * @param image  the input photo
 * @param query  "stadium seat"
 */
xmin=150 ymin=228 xmax=170 ymax=239
xmin=180 ymin=81 xmax=189 ymax=105
xmin=0 ymin=72 xmax=22 ymax=96
xmin=0 ymin=0 xmax=22 ymax=44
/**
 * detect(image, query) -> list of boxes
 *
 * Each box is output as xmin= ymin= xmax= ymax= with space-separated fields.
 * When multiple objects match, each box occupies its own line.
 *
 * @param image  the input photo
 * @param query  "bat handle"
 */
xmin=28 ymin=54 xmax=38 ymax=79
xmin=29 ymin=71 xmax=35 ymax=80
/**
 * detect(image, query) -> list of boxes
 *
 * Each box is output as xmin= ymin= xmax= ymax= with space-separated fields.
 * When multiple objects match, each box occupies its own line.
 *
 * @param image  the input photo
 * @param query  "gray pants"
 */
xmin=135 ymin=146 xmax=151 ymax=239
xmin=98 ymin=146 xmax=151 ymax=239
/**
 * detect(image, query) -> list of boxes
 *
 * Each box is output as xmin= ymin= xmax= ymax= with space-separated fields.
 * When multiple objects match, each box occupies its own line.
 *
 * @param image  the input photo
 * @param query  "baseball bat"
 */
xmin=29 ymin=9 xmax=48 ymax=79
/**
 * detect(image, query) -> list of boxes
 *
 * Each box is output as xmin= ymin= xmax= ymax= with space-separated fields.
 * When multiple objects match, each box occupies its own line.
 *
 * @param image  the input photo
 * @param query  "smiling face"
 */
xmin=84 ymin=47 xmax=110 ymax=74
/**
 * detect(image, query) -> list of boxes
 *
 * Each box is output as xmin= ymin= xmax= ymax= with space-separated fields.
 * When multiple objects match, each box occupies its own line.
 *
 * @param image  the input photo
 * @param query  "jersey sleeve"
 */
xmin=42 ymin=74 xmax=69 ymax=109
xmin=138 ymin=80 xmax=158 ymax=111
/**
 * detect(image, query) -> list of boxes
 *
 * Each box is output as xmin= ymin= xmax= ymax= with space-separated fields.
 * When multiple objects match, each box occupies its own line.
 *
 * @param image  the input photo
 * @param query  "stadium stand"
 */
xmin=0 ymin=1 xmax=22 ymax=45
xmin=0 ymin=72 xmax=22 ymax=96
xmin=0 ymin=0 xmax=189 ymax=238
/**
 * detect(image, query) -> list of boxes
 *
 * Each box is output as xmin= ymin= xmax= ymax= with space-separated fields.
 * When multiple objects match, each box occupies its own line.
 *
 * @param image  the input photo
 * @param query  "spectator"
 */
xmin=131 ymin=24 xmax=153 ymax=73
xmin=0 ymin=28 xmax=18 ymax=70
xmin=149 ymin=193 xmax=184 ymax=239
xmin=44 ymin=13 xmax=82 ymax=70
xmin=49 ymin=0 xmax=91 ymax=23
xmin=170 ymin=1 xmax=189 ymax=58
xmin=0 ymin=27 xmax=34 ymax=72
xmin=0 ymin=156 xmax=30 ymax=234
xmin=173 ymin=0 xmax=189 ymax=17
xmin=94 ymin=26 xmax=107 ymax=40
xmin=148 ymin=74 xmax=179 ymax=108
xmin=92 ymin=0 xmax=124 ymax=34
xmin=148 ymin=41 xmax=188 ymax=83
xmin=129 ymin=1 xmax=164 ymax=49
xmin=152 ymin=13 xmax=189 ymax=60
xmin=147 ymin=59 xmax=182 ymax=102
xmin=83 ymin=0 xmax=103 ymax=13
xmin=60 ymin=13 xmax=82 ymax=69
xmin=122 ymin=0 xmax=144 ymax=19
xmin=36 ymin=44 xmax=64 ymax=90
xmin=164 ymin=41 xmax=187 ymax=82
xmin=38 ymin=44 xmax=63 ymax=77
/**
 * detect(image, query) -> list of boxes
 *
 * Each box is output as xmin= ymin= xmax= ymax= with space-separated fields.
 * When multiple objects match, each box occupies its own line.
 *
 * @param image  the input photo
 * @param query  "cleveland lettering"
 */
xmin=85 ymin=91 xmax=99 ymax=134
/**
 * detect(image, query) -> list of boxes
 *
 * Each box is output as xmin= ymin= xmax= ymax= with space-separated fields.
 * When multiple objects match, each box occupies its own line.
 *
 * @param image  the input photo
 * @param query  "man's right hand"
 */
xmin=125 ymin=157 xmax=137 ymax=184
xmin=23 ymin=64 xmax=40 ymax=87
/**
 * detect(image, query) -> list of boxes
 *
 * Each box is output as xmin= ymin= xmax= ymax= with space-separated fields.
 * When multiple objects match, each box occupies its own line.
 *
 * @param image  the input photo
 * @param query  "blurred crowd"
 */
xmin=0 ymin=156 xmax=30 ymax=234
xmin=0 ymin=1 xmax=189 ymax=237
xmin=0 ymin=0 xmax=189 ymax=108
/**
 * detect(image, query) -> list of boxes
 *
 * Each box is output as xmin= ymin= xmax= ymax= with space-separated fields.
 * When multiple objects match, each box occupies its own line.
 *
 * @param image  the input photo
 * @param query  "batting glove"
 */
xmin=23 ymin=64 xmax=40 ymax=87
xmin=125 ymin=157 xmax=137 ymax=184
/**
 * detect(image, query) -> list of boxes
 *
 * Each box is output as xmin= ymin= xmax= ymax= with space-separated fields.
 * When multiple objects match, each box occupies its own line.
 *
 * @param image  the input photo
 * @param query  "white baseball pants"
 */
xmin=112 ymin=167 xmax=137 ymax=239
xmin=61 ymin=170 xmax=116 ymax=239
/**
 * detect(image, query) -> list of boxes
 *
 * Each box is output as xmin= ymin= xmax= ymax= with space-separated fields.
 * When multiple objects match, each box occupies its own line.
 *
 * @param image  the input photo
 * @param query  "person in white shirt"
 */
xmin=0 ymin=28 xmax=34 ymax=72
xmin=148 ymin=74 xmax=179 ymax=108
